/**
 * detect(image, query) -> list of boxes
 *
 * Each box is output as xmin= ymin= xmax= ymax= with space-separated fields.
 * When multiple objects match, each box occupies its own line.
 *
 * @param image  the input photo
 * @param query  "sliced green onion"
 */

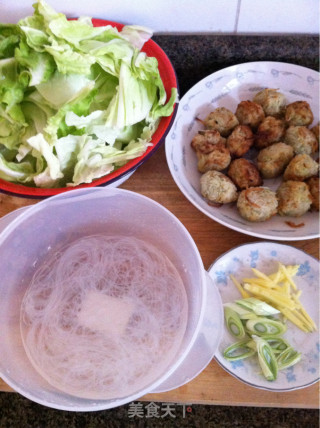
xmin=265 ymin=315 xmax=278 ymax=320
xmin=223 ymin=302 xmax=257 ymax=320
xmin=223 ymin=340 xmax=256 ymax=361
xmin=246 ymin=317 xmax=287 ymax=337
xmin=262 ymin=336 xmax=291 ymax=354
xmin=252 ymin=335 xmax=278 ymax=381
xmin=222 ymin=292 xmax=303 ymax=382
xmin=236 ymin=298 xmax=280 ymax=316
xmin=224 ymin=307 xmax=246 ymax=339
xmin=277 ymin=347 xmax=302 ymax=370
xmin=261 ymin=336 xmax=290 ymax=354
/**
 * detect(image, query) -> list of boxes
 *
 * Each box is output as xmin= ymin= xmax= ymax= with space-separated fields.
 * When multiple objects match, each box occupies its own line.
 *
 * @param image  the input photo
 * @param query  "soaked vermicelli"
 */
xmin=20 ymin=235 xmax=188 ymax=399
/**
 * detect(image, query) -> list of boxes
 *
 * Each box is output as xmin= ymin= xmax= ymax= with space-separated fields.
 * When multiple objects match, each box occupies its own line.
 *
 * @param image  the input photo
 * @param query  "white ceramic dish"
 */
xmin=165 ymin=61 xmax=320 ymax=241
xmin=208 ymin=242 xmax=319 ymax=392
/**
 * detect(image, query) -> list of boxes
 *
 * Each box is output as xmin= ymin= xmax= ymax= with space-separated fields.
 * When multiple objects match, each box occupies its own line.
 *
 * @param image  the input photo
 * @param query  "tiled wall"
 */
xmin=1 ymin=0 xmax=319 ymax=34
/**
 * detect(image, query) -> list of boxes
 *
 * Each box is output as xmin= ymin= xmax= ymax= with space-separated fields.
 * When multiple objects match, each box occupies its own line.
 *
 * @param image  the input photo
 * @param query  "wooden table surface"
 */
xmin=0 ymin=144 xmax=318 ymax=408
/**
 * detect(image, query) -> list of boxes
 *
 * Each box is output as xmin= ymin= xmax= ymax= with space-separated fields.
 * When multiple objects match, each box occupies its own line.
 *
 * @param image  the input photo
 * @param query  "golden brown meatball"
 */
xmin=311 ymin=122 xmax=320 ymax=143
xmin=255 ymin=116 xmax=286 ymax=149
xmin=257 ymin=142 xmax=294 ymax=179
xmin=204 ymin=107 xmax=239 ymax=137
xmin=235 ymin=101 xmax=265 ymax=129
xmin=277 ymin=181 xmax=312 ymax=217
xmin=226 ymin=125 xmax=254 ymax=157
xmin=237 ymin=187 xmax=278 ymax=222
xmin=191 ymin=130 xmax=226 ymax=153
xmin=283 ymin=154 xmax=319 ymax=181
xmin=285 ymin=101 xmax=314 ymax=126
xmin=307 ymin=176 xmax=319 ymax=211
xmin=253 ymin=88 xmax=286 ymax=117
xmin=284 ymin=126 xmax=319 ymax=155
xmin=228 ymin=158 xmax=262 ymax=190
xmin=200 ymin=170 xmax=238 ymax=204
xmin=196 ymin=143 xmax=231 ymax=173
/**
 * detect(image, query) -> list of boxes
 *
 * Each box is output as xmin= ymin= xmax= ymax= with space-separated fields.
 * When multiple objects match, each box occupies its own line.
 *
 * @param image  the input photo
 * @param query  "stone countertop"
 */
xmin=152 ymin=35 xmax=319 ymax=96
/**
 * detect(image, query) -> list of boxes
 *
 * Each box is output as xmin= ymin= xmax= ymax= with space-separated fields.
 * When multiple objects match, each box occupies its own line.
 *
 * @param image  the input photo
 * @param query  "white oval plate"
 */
xmin=208 ymin=242 xmax=319 ymax=391
xmin=165 ymin=61 xmax=320 ymax=240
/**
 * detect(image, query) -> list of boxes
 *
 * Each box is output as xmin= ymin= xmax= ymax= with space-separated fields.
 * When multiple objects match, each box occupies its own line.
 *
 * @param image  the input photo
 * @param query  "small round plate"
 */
xmin=208 ymin=242 xmax=319 ymax=391
xmin=165 ymin=61 xmax=319 ymax=241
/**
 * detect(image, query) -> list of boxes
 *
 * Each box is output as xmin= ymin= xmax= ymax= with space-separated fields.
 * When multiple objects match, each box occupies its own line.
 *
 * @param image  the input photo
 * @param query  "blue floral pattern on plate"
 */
xmin=165 ymin=62 xmax=320 ymax=241
xmin=208 ymin=242 xmax=319 ymax=392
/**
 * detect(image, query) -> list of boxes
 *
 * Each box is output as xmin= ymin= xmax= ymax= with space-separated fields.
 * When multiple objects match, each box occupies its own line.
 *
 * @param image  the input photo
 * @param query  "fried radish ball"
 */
xmin=253 ymin=88 xmax=286 ymax=117
xmin=235 ymin=100 xmax=265 ymax=129
xmin=284 ymin=125 xmax=319 ymax=155
xmin=257 ymin=142 xmax=294 ymax=179
xmin=226 ymin=125 xmax=254 ymax=157
xmin=237 ymin=187 xmax=278 ymax=222
xmin=204 ymin=107 xmax=239 ymax=137
xmin=200 ymin=170 xmax=238 ymax=204
xmin=311 ymin=122 xmax=320 ymax=143
xmin=191 ymin=130 xmax=226 ymax=153
xmin=196 ymin=143 xmax=231 ymax=173
xmin=283 ymin=154 xmax=319 ymax=181
xmin=255 ymin=116 xmax=286 ymax=149
xmin=277 ymin=181 xmax=312 ymax=217
xmin=285 ymin=101 xmax=314 ymax=126
xmin=227 ymin=158 xmax=262 ymax=189
xmin=307 ymin=177 xmax=319 ymax=211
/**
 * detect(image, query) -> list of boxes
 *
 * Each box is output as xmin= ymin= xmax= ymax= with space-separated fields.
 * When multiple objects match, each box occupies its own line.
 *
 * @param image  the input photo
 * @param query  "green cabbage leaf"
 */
xmin=0 ymin=0 xmax=177 ymax=187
